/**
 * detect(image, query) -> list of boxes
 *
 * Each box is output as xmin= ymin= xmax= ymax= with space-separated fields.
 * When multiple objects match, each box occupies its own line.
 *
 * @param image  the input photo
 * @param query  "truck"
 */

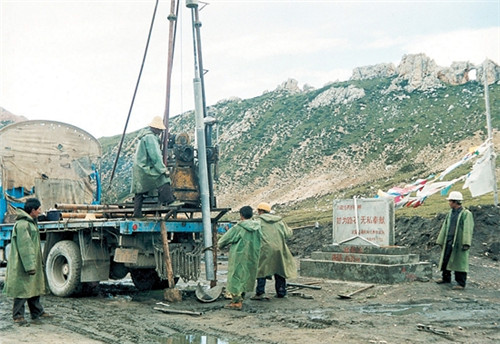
xmin=1 ymin=0 xmax=229 ymax=297
xmin=0 ymin=119 xmax=228 ymax=297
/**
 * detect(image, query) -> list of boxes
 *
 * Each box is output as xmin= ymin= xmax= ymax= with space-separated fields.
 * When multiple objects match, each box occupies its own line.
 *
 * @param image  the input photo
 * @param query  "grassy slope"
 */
xmin=94 ymin=79 xmax=499 ymax=223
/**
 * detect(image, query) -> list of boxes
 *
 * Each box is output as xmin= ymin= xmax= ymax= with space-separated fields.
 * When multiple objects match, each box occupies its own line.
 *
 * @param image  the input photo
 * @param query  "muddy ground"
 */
xmin=1 ymin=205 xmax=499 ymax=344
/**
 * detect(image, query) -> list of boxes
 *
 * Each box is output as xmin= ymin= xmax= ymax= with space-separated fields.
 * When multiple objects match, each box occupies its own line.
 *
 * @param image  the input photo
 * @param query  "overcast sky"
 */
xmin=1 ymin=0 xmax=499 ymax=138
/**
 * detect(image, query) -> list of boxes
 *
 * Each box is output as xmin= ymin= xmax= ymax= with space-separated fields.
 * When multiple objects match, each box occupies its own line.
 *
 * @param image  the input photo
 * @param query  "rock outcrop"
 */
xmin=308 ymin=85 xmax=365 ymax=109
xmin=382 ymin=55 xmax=499 ymax=94
xmin=275 ymin=78 xmax=302 ymax=94
xmin=478 ymin=59 xmax=500 ymax=85
xmin=437 ymin=61 xmax=475 ymax=85
xmin=0 ymin=107 xmax=28 ymax=128
xmin=394 ymin=53 xmax=443 ymax=92
xmin=351 ymin=63 xmax=397 ymax=80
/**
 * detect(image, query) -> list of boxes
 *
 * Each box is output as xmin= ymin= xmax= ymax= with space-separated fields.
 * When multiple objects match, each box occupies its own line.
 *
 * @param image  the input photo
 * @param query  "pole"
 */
xmin=162 ymin=0 xmax=180 ymax=163
xmin=483 ymin=61 xmax=499 ymax=206
xmin=160 ymin=221 xmax=176 ymax=288
xmin=187 ymin=0 xmax=215 ymax=281
xmin=192 ymin=5 xmax=216 ymax=207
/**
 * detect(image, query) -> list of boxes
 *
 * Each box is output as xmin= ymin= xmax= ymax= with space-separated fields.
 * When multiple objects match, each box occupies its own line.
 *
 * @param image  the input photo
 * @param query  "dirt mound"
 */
xmin=289 ymin=204 xmax=500 ymax=262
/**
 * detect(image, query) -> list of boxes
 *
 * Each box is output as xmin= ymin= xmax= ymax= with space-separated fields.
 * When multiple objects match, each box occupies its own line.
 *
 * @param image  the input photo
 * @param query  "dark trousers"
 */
xmin=13 ymin=296 xmax=44 ymax=320
xmin=256 ymin=274 xmax=287 ymax=297
xmin=133 ymin=183 xmax=175 ymax=217
xmin=442 ymin=242 xmax=467 ymax=287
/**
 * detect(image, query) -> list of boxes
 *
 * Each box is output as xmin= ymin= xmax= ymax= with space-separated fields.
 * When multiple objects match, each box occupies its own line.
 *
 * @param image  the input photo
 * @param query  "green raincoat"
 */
xmin=3 ymin=209 xmax=47 ymax=298
xmin=218 ymin=219 xmax=261 ymax=294
xmin=256 ymin=213 xmax=297 ymax=279
xmin=130 ymin=128 xmax=171 ymax=195
xmin=436 ymin=208 xmax=474 ymax=272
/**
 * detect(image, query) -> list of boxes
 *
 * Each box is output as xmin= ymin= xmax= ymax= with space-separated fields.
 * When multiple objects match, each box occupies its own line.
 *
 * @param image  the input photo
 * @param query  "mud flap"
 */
xmin=78 ymin=231 xmax=110 ymax=282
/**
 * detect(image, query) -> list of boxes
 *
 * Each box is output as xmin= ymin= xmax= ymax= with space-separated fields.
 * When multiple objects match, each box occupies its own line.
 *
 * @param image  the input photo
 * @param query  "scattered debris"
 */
xmin=154 ymin=307 xmax=203 ymax=316
xmin=287 ymin=282 xmax=322 ymax=290
xmin=417 ymin=323 xmax=453 ymax=338
xmin=338 ymin=285 xmax=374 ymax=299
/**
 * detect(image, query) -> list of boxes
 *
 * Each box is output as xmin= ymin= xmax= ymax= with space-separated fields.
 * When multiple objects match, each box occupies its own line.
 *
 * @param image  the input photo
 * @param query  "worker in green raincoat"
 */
xmin=218 ymin=206 xmax=261 ymax=310
xmin=435 ymin=191 xmax=474 ymax=290
xmin=3 ymin=198 xmax=51 ymax=325
xmin=131 ymin=116 xmax=181 ymax=217
xmin=252 ymin=202 xmax=297 ymax=300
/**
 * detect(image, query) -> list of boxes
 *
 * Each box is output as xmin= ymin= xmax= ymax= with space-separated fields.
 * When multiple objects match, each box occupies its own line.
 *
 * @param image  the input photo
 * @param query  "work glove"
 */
xmin=27 ymin=270 xmax=36 ymax=275
xmin=462 ymin=245 xmax=470 ymax=251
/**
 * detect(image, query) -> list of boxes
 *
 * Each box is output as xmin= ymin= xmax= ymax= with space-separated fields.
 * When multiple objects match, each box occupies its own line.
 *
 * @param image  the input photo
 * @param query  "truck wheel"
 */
xmin=154 ymin=276 xmax=179 ymax=289
xmin=131 ymin=269 xmax=157 ymax=291
xmin=130 ymin=269 xmax=179 ymax=290
xmin=109 ymin=262 xmax=129 ymax=280
xmin=46 ymin=240 xmax=82 ymax=297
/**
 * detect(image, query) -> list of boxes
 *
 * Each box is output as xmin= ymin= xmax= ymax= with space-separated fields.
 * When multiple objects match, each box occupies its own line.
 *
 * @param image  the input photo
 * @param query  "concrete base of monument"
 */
xmin=300 ymin=244 xmax=432 ymax=284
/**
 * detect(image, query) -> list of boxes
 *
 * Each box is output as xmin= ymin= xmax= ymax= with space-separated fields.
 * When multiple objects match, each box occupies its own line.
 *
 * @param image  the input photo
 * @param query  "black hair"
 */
xmin=24 ymin=198 xmax=41 ymax=214
xmin=150 ymin=127 xmax=164 ymax=135
xmin=239 ymin=206 xmax=253 ymax=220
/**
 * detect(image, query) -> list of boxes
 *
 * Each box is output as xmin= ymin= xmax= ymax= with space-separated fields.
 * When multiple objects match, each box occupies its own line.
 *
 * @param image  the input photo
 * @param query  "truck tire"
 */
xmin=130 ymin=269 xmax=179 ymax=291
xmin=154 ymin=276 xmax=179 ymax=289
xmin=131 ymin=269 xmax=157 ymax=291
xmin=46 ymin=240 xmax=82 ymax=297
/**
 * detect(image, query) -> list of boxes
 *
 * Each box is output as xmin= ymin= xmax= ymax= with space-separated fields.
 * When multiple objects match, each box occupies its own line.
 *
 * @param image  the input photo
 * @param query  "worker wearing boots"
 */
xmin=218 ymin=206 xmax=261 ymax=310
xmin=3 ymin=198 xmax=53 ymax=326
xmin=435 ymin=191 xmax=474 ymax=290
xmin=251 ymin=202 xmax=297 ymax=300
xmin=131 ymin=116 xmax=183 ymax=218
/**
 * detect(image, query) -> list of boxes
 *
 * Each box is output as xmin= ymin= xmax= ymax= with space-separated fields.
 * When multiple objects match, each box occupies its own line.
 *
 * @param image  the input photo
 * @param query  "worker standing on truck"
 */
xmin=3 ymin=198 xmax=52 ymax=326
xmin=218 ymin=206 xmax=261 ymax=310
xmin=131 ymin=116 xmax=182 ymax=217
xmin=251 ymin=202 xmax=297 ymax=300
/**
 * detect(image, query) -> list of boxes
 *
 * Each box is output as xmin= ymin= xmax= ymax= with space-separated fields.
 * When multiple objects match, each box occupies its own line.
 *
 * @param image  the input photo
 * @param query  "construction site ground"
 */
xmin=0 ymin=205 xmax=499 ymax=344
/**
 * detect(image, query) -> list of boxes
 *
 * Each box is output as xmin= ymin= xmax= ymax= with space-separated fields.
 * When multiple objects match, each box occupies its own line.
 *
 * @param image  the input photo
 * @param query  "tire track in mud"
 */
xmin=41 ymin=296 xmax=181 ymax=344
xmin=1 ymin=258 xmax=499 ymax=344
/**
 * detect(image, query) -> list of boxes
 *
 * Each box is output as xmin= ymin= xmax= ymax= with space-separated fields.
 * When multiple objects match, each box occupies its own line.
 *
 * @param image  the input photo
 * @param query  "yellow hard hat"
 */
xmin=149 ymin=116 xmax=166 ymax=130
xmin=257 ymin=202 xmax=271 ymax=212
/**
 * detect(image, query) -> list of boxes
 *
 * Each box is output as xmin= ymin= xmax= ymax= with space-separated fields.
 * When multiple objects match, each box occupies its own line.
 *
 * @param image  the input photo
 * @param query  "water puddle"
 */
xmin=359 ymin=303 xmax=432 ymax=316
xmin=159 ymin=334 xmax=240 ymax=344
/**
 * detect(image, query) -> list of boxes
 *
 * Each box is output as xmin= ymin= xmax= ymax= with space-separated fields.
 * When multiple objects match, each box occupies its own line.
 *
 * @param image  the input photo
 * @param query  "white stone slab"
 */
xmin=333 ymin=198 xmax=394 ymax=246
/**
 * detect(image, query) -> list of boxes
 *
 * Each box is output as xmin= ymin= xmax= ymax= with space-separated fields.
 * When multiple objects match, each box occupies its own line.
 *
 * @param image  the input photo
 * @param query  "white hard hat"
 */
xmin=446 ymin=191 xmax=463 ymax=201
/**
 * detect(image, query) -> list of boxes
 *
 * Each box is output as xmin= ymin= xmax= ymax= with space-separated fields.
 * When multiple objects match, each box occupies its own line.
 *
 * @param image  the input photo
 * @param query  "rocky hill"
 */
xmin=2 ymin=54 xmax=500 ymax=215
xmin=167 ymin=54 xmax=500 ymax=210
xmin=0 ymin=107 xmax=27 ymax=127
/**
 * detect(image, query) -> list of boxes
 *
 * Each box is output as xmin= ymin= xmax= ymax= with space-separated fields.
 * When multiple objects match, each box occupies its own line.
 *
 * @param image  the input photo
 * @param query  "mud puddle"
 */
xmin=359 ymin=303 xmax=432 ymax=316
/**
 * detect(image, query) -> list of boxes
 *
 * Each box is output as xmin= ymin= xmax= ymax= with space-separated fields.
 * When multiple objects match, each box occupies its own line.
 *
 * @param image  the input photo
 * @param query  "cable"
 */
xmin=109 ymin=0 xmax=160 ymax=186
